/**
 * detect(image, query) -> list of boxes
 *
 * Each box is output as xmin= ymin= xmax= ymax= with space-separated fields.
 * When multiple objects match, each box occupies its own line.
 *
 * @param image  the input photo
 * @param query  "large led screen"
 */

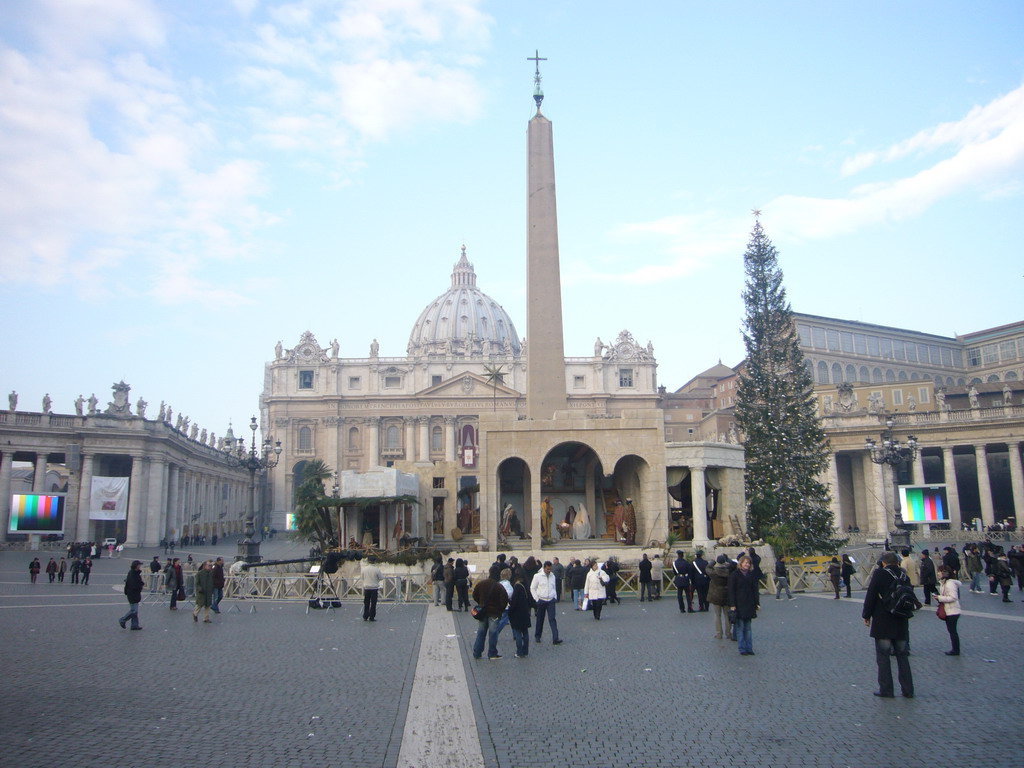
xmin=9 ymin=494 xmax=66 ymax=533
xmin=897 ymin=485 xmax=949 ymax=524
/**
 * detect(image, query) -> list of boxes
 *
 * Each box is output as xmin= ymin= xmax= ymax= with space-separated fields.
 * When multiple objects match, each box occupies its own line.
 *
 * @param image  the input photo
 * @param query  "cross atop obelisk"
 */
xmin=528 ymin=49 xmax=547 ymax=112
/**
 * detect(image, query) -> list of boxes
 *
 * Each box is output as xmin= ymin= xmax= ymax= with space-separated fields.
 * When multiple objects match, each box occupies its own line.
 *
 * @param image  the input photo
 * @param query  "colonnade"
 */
xmin=356 ymin=415 xmax=460 ymax=464
xmin=829 ymin=440 xmax=1024 ymax=534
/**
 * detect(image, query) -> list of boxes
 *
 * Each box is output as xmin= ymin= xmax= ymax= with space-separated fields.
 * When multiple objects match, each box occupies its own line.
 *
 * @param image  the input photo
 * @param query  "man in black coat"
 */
xmin=672 ymin=551 xmax=693 ymax=613
xmin=862 ymin=551 xmax=914 ymax=698
xmin=941 ymin=547 xmax=961 ymax=580
xmin=691 ymin=551 xmax=710 ymax=611
xmin=118 ymin=560 xmax=145 ymax=630
xmin=919 ymin=549 xmax=938 ymax=605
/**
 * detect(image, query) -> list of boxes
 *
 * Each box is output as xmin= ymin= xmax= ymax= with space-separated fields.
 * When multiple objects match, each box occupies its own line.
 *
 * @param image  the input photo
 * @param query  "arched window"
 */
xmin=817 ymin=361 xmax=829 ymax=384
xmin=846 ymin=365 xmax=856 ymax=383
xmin=898 ymin=371 xmax=908 ymax=382
xmin=1006 ymin=371 xmax=1019 ymax=381
xmin=832 ymin=362 xmax=843 ymax=384
xmin=385 ymin=425 xmax=400 ymax=450
xmin=987 ymin=374 xmax=1001 ymax=383
xmin=431 ymin=425 xmax=443 ymax=452
xmin=859 ymin=366 xmax=870 ymax=383
xmin=886 ymin=369 xmax=896 ymax=383
xmin=872 ymin=368 xmax=883 ymax=384
xmin=298 ymin=426 xmax=312 ymax=451
xmin=910 ymin=372 xmax=920 ymax=381
xmin=803 ymin=359 xmax=814 ymax=378
xmin=348 ymin=427 xmax=360 ymax=450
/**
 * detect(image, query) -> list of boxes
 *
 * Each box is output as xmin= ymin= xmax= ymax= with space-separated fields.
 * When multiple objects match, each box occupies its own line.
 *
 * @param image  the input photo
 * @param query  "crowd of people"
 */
xmin=28 ymin=554 xmax=92 ymax=584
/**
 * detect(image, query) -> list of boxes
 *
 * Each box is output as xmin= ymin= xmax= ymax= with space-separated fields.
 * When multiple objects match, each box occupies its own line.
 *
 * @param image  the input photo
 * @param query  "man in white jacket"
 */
xmin=530 ymin=562 xmax=563 ymax=645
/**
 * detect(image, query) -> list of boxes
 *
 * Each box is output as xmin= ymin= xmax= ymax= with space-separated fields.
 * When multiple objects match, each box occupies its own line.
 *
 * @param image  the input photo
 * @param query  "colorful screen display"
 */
xmin=898 ymin=485 xmax=949 ymax=524
xmin=9 ymin=494 xmax=66 ymax=533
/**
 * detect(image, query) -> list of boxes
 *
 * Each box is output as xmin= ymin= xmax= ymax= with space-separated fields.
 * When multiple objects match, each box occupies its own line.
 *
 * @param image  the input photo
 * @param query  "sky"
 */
xmin=1 ymin=0 xmax=1022 ymax=440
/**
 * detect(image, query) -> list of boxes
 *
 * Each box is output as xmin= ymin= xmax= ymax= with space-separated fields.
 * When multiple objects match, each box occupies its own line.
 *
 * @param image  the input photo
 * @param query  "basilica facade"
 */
xmin=260 ymin=247 xmax=681 ymax=547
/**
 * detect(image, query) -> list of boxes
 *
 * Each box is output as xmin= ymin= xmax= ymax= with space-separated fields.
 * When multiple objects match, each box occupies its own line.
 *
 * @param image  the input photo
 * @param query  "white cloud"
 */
xmin=598 ymin=84 xmax=1024 ymax=284
xmin=0 ymin=6 xmax=274 ymax=302
xmin=841 ymin=82 xmax=1024 ymax=176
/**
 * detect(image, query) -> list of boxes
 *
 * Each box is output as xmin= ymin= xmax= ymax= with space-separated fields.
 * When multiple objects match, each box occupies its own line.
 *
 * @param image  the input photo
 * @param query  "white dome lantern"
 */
xmin=407 ymin=246 xmax=521 ymax=358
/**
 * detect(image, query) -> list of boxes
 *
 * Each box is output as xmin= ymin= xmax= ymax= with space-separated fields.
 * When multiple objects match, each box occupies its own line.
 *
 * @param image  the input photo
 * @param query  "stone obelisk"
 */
xmin=526 ymin=52 xmax=567 ymax=420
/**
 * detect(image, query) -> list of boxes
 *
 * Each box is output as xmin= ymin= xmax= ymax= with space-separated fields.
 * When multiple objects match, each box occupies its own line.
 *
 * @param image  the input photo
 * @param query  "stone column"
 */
xmin=911 ymin=453 xmax=928 ymax=534
xmin=124 ymin=456 xmax=146 ymax=546
xmin=32 ymin=452 xmax=48 ymax=491
xmin=404 ymin=417 xmax=415 ymax=461
xmin=418 ymin=416 xmax=430 ymax=461
xmin=975 ymin=445 xmax=995 ymax=527
xmin=367 ymin=417 xmax=380 ymax=468
xmin=76 ymin=453 xmax=95 ymax=540
xmin=690 ymin=466 xmax=709 ymax=546
xmin=166 ymin=464 xmax=180 ymax=541
xmin=942 ymin=447 xmax=962 ymax=530
xmin=826 ymin=454 xmax=841 ymax=531
xmin=868 ymin=457 xmax=889 ymax=535
xmin=1008 ymin=441 xmax=1024 ymax=525
xmin=444 ymin=416 xmax=456 ymax=463
xmin=144 ymin=458 xmax=167 ymax=546
xmin=0 ymin=451 xmax=13 ymax=538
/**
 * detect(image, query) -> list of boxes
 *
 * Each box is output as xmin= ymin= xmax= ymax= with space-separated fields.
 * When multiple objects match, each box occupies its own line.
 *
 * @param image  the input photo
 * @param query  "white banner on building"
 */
xmin=89 ymin=476 xmax=130 ymax=520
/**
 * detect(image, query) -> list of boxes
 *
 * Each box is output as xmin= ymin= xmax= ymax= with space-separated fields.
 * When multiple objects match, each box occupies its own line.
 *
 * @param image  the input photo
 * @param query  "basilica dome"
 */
xmin=407 ymin=247 xmax=521 ymax=357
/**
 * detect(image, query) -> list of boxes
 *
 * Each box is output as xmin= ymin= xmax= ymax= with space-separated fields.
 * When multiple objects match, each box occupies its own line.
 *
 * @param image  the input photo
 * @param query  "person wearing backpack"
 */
xmin=862 ymin=551 xmax=917 ymax=699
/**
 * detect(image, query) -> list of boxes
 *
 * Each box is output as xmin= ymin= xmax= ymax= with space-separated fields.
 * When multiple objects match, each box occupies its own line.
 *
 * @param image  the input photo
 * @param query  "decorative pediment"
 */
xmin=606 ymin=330 xmax=653 ymax=362
xmin=285 ymin=331 xmax=329 ymax=364
xmin=419 ymin=371 xmax=520 ymax=398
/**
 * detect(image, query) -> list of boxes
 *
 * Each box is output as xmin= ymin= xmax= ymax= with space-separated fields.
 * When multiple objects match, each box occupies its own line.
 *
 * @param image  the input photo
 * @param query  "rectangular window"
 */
xmin=686 ymin=414 xmax=694 ymax=421
xmin=999 ymin=340 xmax=1017 ymax=361
xmin=929 ymin=345 xmax=941 ymax=365
xmin=868 ymin=336 xmax=880 ymax=356
xmin=812 ymin=327 xmax=826 ymax=349
xmin=880 ymin=338 xmax=892 ymax=358
xmin=348 ymin=376 xmax=361 ymax=389
xmin=905 ymin=343 xmax=917 ymax=362
xmin=967 ymin=348 xmax=982 ymax=367
xmin=619 ymin=368 xmax=634 ymax=387
xmin=797 ymin=324 xmax=812 ymax=347
xmin=826 ymin=329 xmax=841 ymax=352
xmin=299 ymin=370 xmax=314 ymax=389
xmin=432 ymin=477 xmax=445 ymax=489
xmin=893 ymin=390 xmax=903 ymax=405
xmin=573 ymin=375 xmax=585 ymax=388
xmin=854 ymin=334 xmax=867 ymax=355
xmin=431 ymin=375 xmax=443 ymax=387
xmin=941 ymin=348 xmax=953 ymax=367
xmin=917 ymin=344 xmax=929 ymax=363
xmin=893 ymin=340 xmax=906 ymax=361
xmin=918 ymin=387 xmax=929 ymax=404
xmin=983 ymin=343 xmax=999 ymax=364
xmin=384 ymin=375 xmax=401 ymax=388
xmin=840 ymin=332 xmax=854 ymax=353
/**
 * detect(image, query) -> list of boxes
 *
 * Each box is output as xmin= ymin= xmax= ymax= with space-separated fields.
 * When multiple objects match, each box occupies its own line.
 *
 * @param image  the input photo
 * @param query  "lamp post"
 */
xmin=225 ymin=416 xmax=282 ymax=563
xmin=865 ymin=415 xmax=918 ymax=547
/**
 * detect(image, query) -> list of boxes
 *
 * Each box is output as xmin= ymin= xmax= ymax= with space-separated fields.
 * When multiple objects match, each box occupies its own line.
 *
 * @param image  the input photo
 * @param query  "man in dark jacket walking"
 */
xmin=119 ymin=560 xmax=145 ymax=630
xmin=672 ymin=551 xmax=693 ymax=613
xmin=862 ymin=551 xmax=916 ymax=698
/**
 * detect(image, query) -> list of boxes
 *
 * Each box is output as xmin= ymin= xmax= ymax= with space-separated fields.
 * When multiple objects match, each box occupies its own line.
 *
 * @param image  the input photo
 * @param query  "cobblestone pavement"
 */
xmin=2 ymin=543 xmax=1022 ymax=768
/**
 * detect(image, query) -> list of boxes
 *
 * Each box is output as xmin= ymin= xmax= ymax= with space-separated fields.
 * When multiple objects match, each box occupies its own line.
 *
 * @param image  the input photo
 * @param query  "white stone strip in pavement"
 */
xmin=797 ymin=592 xmax=1024 ymax=622
xmin=397 ymin=607 xmax=485 ymax=768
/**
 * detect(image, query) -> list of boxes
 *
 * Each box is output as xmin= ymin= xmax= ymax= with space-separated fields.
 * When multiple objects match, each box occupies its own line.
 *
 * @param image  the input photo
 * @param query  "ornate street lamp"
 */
xmin=865 ymin=416 xmax=918 ymax=546
xmin=224 ymin=415 xmax=282 ymax=563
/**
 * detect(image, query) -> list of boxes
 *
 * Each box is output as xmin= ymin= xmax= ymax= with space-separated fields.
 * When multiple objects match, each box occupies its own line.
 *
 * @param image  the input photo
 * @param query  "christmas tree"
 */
xmin=735 ymin=216 xmax=840 ymax=554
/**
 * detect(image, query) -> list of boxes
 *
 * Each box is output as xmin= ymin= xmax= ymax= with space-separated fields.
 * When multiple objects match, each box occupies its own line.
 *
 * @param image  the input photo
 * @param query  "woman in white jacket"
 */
xmin=936 ymin=565 xmax=962 ymax=656
xmin=584 ymin=560 xmax=610 ymax=620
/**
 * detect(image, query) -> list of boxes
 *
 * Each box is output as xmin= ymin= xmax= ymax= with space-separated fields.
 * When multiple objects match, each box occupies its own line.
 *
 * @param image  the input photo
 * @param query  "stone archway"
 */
xmin=497 ymin=457 xmax=531 ymax=540
xmin=539 ymin=441 xmax=604 ymax=542
xmin=611 ymin=454 xmax=651 ymax=544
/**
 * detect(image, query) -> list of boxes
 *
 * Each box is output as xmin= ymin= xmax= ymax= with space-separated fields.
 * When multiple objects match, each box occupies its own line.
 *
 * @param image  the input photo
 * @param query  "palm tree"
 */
xmin=292 ymin=460 xmax=336 ymax=550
